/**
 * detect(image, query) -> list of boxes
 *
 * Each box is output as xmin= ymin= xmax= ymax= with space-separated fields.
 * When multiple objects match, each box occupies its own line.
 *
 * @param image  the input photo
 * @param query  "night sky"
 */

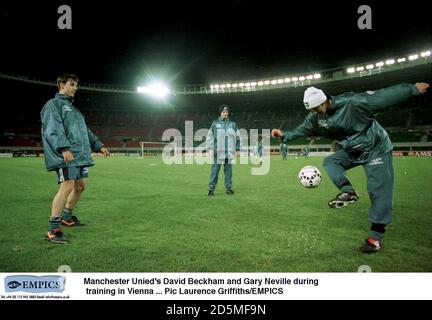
xmin=1 ymin=1 xmax=431 ymax=86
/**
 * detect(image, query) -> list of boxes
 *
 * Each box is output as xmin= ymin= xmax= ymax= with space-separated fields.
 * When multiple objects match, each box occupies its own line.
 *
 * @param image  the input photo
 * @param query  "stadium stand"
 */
xmin=1 ymin=62 xmax=431 ymax=155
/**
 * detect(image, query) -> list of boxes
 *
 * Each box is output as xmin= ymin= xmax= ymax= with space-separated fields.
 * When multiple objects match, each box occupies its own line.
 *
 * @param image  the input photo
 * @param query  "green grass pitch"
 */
xmin=0 ymin=155 xmax=431 ymax=272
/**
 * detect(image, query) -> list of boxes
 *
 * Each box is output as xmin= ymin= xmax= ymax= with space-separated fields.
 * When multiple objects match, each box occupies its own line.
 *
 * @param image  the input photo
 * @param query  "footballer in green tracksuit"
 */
xmin=280 ymin=143 xmax=288 ymax=160
xmin=257 ymin=137 xmax=263 ymax=165
xmin=207 ymin=104 xmax=241 ymax=196
xmin=272 ymin=82 xmax=429 ymax=253
xmin=41 ymin=74 xmax=110 ymax=244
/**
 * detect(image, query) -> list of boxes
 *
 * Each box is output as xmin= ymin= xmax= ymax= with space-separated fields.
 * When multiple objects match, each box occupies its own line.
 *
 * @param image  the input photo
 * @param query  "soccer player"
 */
xmin=207 ymin=104 xmax=241 ymax=196
xmin=257 ymin=136 xmax=263 ymax=165
xmin=302 ymin=146 xmax=310 ymax=158
xmin=41 ymin=74 xmax=110 ymax=244
xmin=272 ymin=82 xmax=429 ymax=253
xmin=280 ymin=142 xmax=288 ymax=160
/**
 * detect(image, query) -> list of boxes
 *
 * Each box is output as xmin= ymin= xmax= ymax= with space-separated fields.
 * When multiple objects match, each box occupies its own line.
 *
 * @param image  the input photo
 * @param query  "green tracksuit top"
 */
xmin=41 ymin=93 xmax=104 ymax=171
xmin=207 ymin=117 xmax=241 ymax=160
xmin=282 ymin=83 xmax=420 ymax=162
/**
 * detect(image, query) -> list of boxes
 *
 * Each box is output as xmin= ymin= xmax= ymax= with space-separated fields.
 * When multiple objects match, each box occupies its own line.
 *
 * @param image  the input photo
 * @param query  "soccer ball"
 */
xmin=298 ymin=165 xmax=322 ymax=188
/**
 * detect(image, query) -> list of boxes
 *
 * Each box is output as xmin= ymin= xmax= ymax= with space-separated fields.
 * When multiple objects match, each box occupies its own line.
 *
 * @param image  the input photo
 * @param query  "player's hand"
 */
xmin=62 ymin=150 xmax=74 ymax=163
xmin=99 ymin=147 xmax=110 ymax=157
xmin=415 ymin=82 xmax=429 ymax=94
xmin=271 ymin=129 xmax=283 ymax=138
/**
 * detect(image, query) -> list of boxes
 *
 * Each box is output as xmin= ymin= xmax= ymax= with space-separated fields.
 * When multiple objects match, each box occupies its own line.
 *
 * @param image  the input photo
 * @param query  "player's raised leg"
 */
xmin=323 ymin=150 xmax=360 ymax=208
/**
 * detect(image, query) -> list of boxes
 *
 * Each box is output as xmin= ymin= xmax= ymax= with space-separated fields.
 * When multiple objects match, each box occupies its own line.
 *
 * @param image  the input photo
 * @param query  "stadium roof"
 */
xmin=1 ymin=1 xmax=431 ymax=86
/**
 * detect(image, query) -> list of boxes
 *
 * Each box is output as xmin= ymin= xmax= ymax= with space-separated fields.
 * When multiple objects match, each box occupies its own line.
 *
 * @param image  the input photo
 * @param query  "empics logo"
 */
xmin=4 ymin=275 xmax=66 ymax=293
xmin=7 ymin=280 xmax=22 ymax=289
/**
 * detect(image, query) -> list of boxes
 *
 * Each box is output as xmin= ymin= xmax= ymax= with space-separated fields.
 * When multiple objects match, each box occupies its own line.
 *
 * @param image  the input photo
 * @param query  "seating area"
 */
xmin=3 ymin=105 xmax=432 ymax=148
xmin=388 ymin=131 xmax=425 ymax=142
xmin=2 ymin=57 xmax=431 ymax=149
xmin=2 ymin=74 xmax=431 ymax=147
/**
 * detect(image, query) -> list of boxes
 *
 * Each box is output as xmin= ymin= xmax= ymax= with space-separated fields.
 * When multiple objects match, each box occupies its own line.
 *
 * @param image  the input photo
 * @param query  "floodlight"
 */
xmin=137 ymin=82 xmax=170 ymax=99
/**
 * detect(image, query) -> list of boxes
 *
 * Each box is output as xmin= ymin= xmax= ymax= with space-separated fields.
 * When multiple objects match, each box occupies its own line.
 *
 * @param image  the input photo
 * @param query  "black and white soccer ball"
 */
xmin=298 ymin=165 xmax=322 ymax=188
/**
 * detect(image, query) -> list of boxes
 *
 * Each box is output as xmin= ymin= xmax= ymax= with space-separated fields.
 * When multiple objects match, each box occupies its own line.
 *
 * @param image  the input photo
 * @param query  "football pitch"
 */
xmin=0 ymin=155 xmax=431 ymax=272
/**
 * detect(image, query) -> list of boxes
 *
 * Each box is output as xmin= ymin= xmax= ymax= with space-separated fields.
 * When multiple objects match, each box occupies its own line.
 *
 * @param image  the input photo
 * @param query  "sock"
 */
xmin=341 ymin=185 xmax=355 ymax=193
xmin=340 ymin=180 xmax=355 ymax=193
xmin=48 ymin=217 xmax=62 ymax=232
xmin=370 ymin=223 xmax=386 ymax=241
xmin=61 ymin=208 xmax=73 ymax=221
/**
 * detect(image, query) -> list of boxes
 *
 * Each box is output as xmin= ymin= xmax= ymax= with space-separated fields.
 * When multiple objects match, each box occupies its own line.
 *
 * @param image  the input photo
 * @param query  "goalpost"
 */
xmin=139 ymin=142 xmax=144 ymax=159
xmin=138 ymin=141 xmax=169 ymax=158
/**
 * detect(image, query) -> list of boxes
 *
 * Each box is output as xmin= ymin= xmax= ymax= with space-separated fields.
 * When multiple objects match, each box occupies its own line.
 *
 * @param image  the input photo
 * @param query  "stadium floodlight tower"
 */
xmin=137 ymin=81 xmax=170 ymax=99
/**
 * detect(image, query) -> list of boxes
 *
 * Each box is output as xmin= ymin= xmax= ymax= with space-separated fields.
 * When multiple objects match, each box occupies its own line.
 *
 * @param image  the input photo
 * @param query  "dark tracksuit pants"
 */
xmin=208 ymin=158 xmax=233 ymax=190
xmin=323 ymin=150 xmax=394 ymax=225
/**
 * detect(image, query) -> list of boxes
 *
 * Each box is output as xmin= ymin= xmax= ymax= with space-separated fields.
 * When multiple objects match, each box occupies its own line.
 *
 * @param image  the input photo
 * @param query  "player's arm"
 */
xmin=87 ymin=127 xmax=109 ymax=156
xmin=42 ymin=101 xmax=73 ymax=163
xmin=362 ymin=82 xmax=429 ymax=112
xmin=272 ymin=114 xmax=316 ymax=142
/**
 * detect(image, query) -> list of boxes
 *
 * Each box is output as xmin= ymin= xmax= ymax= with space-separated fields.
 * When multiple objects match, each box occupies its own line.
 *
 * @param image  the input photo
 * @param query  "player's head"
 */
xmin=303 ymin=87 xmax=329 ymax=114
xmin=219 ymin=104 xmax=230 ymax=119
xmin=57 ymin=74 xmax=79 ymax=97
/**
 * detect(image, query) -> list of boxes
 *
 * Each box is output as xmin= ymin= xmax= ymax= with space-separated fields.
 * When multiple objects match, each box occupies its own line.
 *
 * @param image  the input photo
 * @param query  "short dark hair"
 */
xmin=57 ymin=74 xmax=79 ymax=89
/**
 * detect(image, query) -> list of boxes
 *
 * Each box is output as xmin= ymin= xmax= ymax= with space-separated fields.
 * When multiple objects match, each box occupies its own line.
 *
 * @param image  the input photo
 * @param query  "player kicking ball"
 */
xmin=272 ymin=82 xmax=429 ymax=253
